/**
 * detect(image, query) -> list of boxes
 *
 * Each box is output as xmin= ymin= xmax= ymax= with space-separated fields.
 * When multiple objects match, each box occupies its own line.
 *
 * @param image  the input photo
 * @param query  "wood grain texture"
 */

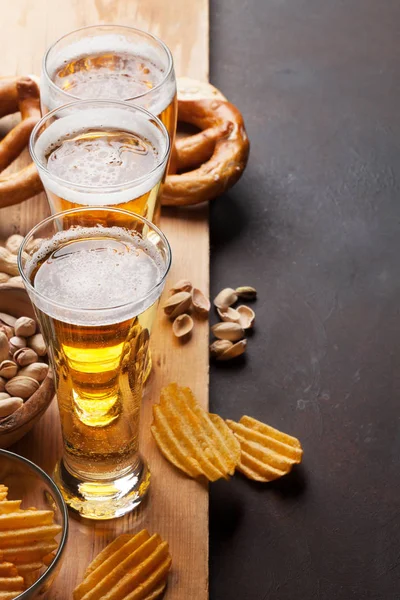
xmin=0 ymin=1 xmax=209 ymax=598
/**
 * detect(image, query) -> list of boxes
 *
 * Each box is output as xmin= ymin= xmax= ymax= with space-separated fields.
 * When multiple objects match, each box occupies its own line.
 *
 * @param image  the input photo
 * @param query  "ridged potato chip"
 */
xmin=151 ymin=383 xmax=241 ymax=481
xmin=226 ymin=415 xmax=303 ymax=481
xmin=74 ymin=529 xmax=171 ymax=600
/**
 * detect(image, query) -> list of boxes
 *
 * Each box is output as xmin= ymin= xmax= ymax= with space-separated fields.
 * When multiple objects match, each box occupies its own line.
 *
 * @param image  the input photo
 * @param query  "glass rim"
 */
xmin=18 ymin=206 xmax=172 ymax=315
xmin=0 ymin=448 xmax=69 ymax=599
xmin=29 ymin=98 xmax=171 ymax=193
xmin=42 ymin=23 xmax=175 ymax=104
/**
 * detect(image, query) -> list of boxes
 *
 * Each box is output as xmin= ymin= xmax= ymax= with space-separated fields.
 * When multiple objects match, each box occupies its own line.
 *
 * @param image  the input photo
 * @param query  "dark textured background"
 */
xmin=209 ymin=1 xmax=400 ymax=598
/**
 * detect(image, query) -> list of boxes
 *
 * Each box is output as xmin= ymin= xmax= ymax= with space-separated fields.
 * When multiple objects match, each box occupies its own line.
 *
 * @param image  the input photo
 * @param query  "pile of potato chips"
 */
xmin=0 ymin=484 xmax=61 ymax=598
xmin=73 ymin=530 xmax=171 ymax=600
xmin=151 ymin=383 xmax=303 ymax=482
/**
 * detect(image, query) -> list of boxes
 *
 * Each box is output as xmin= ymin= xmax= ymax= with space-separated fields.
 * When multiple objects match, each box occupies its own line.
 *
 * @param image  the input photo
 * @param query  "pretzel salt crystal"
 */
xmin=0 ymin=77 xmax=43 ymax=208
xmin=163 ymin=78 xmax=249 ymax=207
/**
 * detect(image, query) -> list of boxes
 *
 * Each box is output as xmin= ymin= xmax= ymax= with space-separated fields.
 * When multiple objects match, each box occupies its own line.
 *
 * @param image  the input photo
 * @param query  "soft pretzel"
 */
xmin=162 ymin=77 xmax=249 ymax=206
xmin=0 ymin=77 xmax=43 ymax=208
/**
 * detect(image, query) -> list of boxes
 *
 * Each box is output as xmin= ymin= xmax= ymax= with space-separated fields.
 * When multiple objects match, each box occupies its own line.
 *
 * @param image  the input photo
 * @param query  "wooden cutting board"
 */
xmin=0 ymin=1 xmax=209 ymax=598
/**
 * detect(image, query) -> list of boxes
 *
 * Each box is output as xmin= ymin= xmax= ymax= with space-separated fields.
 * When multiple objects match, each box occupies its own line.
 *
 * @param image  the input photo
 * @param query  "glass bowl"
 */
xmin=0 ymin=449 xmax=69 ymax=598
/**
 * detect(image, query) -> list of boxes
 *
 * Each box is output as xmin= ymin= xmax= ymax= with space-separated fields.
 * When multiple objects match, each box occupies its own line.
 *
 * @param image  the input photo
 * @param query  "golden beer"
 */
xmin=41 ymin=25 xmax=177 ymax=152
xmin=19 ymin=208 xmax=171 ymax=519
xmin=30 ymin=100 xmax=170 ymax=224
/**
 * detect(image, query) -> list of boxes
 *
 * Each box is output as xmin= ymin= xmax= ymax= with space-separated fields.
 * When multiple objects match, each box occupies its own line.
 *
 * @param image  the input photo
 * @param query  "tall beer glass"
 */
xmin=18 ymin=207 xmax=171 ymax=520
xmin=30 ymin=99 xmax=170 ymax=224
xmin=41 ymin=25 xmax=177 ymax=156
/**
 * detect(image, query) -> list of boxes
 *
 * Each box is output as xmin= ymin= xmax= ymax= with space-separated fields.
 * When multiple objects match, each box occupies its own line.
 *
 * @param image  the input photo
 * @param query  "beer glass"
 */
xmin=18 ymin=207 xmax=171 ymax=520
xmin=41 ymin=24 xmax=177 ymax=155
xmin=30 ymin=99 xmax=170 ymax=224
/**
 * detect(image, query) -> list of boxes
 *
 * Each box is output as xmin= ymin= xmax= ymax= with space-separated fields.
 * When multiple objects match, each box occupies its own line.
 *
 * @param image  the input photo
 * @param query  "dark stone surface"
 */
xmin=209 ymin=1 xmax=400 ymax=598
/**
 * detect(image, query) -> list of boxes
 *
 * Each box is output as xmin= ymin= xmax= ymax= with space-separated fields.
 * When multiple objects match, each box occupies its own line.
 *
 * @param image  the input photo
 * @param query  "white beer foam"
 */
xmin=34 ymin=106 xmax=168 ymax=205
xmin=26 ymin=225 xmax=167 ymax=326
xmin=42 ymin=34 xmax=176 ymax=116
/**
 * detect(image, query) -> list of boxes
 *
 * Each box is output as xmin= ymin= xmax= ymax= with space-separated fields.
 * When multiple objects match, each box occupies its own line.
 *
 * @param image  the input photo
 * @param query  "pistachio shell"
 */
xmin=9 ymin=336 xmax=26 ymax=354
xmin=0 ymin=332 xmax=9 ymax=362
xmin=213 ymin=288 xmax=238 ymax=309
xmin=218 ymin=339 xmax=247 ymax=361
xmin=209 ymin=339 xmax=233 ymax=358
xmin=14 ymin=317 xmax=36 ymax=337
xmin=0 ymin=360 xmax=18 ymax=379
xmin=0 ymin=377 xmax=6 ymax=393
xmin=0 ymin=273 xmax=10 ymax=284
xmin=27 ymin=333 xmax=47 ymax=356
xmin=192 ymin=288 xmax=210 ymax=315
xmin=169 ymin=279 xmax=193 ymax=294
xmin=163 ymin=291 xmax=192 ymax=319
xmin=237 ymin=305 xmax=255 ymax=329
xmin=0 ymin=397 xmax=23 ymax=418
xmin=211 ymin=322 xmax=244 ymax=342
xmin=217 ymin=307 xmax=241 ymax=324
xmin=5 ymin=234 xmax=24 ymax=255
xmin=18 ymin=362 xmax=49 ymax=382
xmin=172 ymin=314 xmax=194 ymax=338
xmin=0 ymin=313 xmax=16 ymax=328
xmin=13 ymin=347 xmax=38 ymax=367
xmin=235 ymin=286 xmax=257 ymax=300
xmin=5 ymin=376 xmax=39 ymax=399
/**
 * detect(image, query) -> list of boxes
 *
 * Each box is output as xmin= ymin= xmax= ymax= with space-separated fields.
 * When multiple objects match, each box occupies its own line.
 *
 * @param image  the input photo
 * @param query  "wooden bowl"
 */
xmin=0 ymin=283 xmax=55 ymax=449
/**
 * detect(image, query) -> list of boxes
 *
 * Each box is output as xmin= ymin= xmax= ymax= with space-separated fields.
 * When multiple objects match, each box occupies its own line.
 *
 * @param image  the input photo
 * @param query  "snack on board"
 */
xmin=0 ymin=76 xmax=43 ymax=208
xmin=151 ymin=383 xmax=241 ymax=481
xmin=226 ymin=416 xmax=303 ymax=482
xmin=0 ymin=484 xmax=61 ymax=596
xmin=162 ymin=77 xmax=250 ymax=207
xmin=73 ymin=529 xmax=171 ymax=600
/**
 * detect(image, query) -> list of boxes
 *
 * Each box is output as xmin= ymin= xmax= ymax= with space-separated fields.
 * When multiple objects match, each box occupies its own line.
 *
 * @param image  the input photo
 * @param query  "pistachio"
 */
xmin=172 ymin=314 xmax=194 ymax=338
xmin=25 ymin=237 xmax=44 ymax=253
xmin=0 ymin=397 xmax=23 ymax=418
xmin=209 ymin=339 xmax=233 ymax=358
xmin=0 ymin=332 xmax=9 ymax=362
xmin=0 ymin=324 xmax=13 ymax=340
xmin=5 ymin=376 xmax=39 ymax=399
xmin=213 ymin=288 xmax=238 ymax=309
xmin=18 ymin=362 xmax=49 ymax=382
xmin=0 ymin=247 xmax=19 ymax=276
xmin=169 ymin=279 xmax=193 ymax=294
xmin=237 ymin=305 xmax=255 ymax=329
xmin=14 ymin=316 xmax=36 ymax=338
xmin=27 ymin=333 xmax=47 ymax=357
xmin=13 ymin=347 xmax=38 ymax=367
xmin=218 ymin=339 xmax=247 ymax=361
xmin=0 ymin=273 xmax=10 ymax=284
xmin=192 ymin=288 xmax=210 ymax=315
xmin=211 ymin=322 xmax=244 ymax=342
xmin=163 ymin=291 xmax=192 ymax=319
xmin=217 ymin=307 xmax=241 ymax=324
xmin=0 ymin=313 xmax=16 ymax=328
xmin=0 ymin=392 xmax=10 ymax=400
xmin=7 ymin=276 xmax=23 ymax=286
xmin=235 ymin=286 xmax=257 ymax=300
xmin=0 ymin=377 xmax=6 ymax=393
xmin=0 ymin=360 xmax=18 ymax=379
xmin=9 ymin=336 xmax=26 ymax=354
xmin=5 ymin=234 xmax=24 ymax=255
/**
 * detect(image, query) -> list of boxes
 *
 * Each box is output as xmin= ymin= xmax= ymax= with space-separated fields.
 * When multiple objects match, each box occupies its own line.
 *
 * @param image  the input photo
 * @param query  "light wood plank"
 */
xmin=0 ymin=1 xmax=209 ymax=598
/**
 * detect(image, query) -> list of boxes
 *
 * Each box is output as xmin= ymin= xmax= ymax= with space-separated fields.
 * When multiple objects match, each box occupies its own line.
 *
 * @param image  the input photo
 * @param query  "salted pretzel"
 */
xmin=162 ymin=78 xmax=250 ymax=206
xmin=0 ymin=76 xmax=248 ymax=209
xmin=0 ymin=76 xmax=43 ymax=208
